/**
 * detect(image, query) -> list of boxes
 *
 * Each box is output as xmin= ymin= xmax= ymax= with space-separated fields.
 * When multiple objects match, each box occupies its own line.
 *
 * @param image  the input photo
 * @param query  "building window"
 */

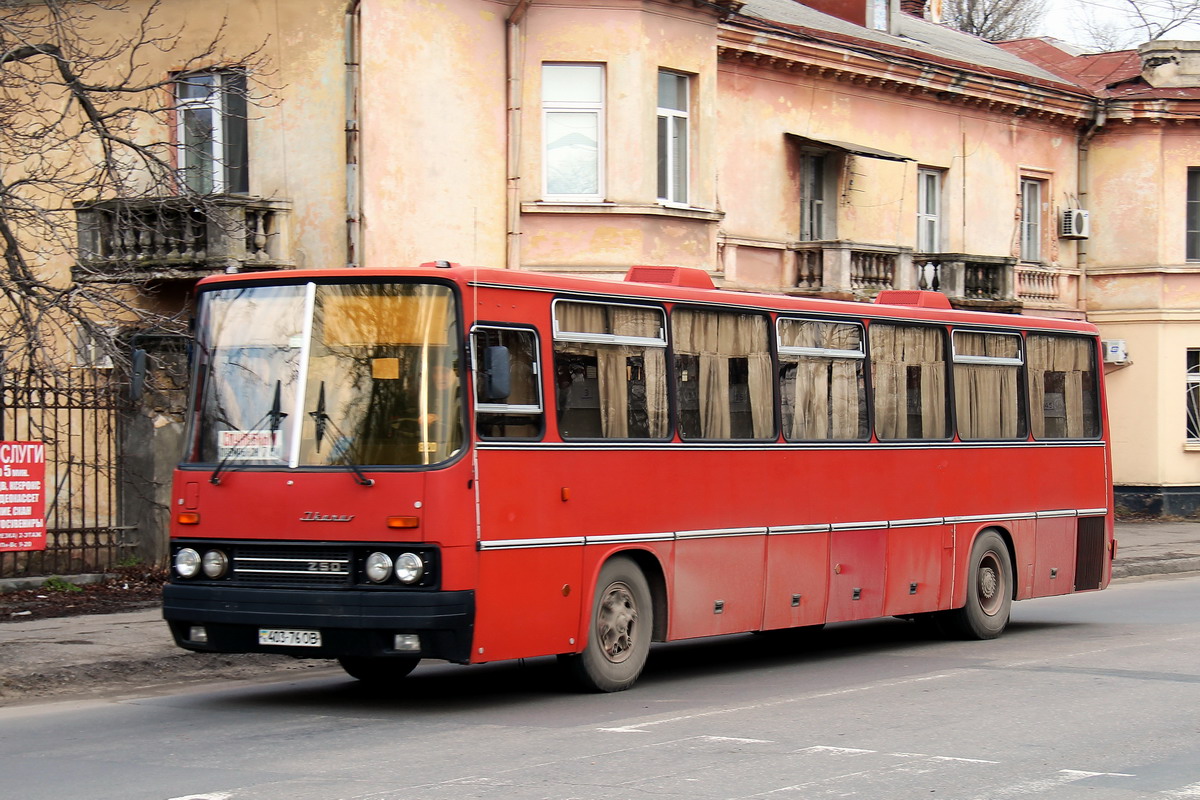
xmin=175 ymin=69 xmax=248 ymax=194
xmin=917 ymin=168 xmax=942 ymax=253
xmin=801 ymin=153 xmax=835 ymax=241
xmin=1188 ymin=348 xmax=1200 ymax=442
xmin=657 ymin=70 xmax=689 ymax=205
xmin=1020 ymin=178 xmax=1044 ymax=262
xmin=542 ymin=64 xmax=604 ymax=201
xmin=1187 ymin=169 xmax=1200 ymax=261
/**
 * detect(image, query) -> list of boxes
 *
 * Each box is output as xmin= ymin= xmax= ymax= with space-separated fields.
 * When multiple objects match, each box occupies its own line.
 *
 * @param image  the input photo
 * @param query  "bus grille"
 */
xmin=231 ymin=545 xmax=354 ymax=588
xmin=1074 ymin=517 xmax=1106 ymax=591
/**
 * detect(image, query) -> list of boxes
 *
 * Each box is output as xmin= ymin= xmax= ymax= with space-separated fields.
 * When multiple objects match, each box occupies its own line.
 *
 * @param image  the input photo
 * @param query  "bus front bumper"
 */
xmin=163 ymin=584 xmax=475 ymax=664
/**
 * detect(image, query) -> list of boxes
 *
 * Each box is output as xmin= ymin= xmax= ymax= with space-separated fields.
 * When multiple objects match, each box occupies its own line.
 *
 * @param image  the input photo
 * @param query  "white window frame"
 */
xmin=542 ymin=63 xmax=605 ymax=203
xmin=657 ymin=70 xmax=690 ymax=207
xmin=1020 ymin=177 xmax=1044 ymax=263
xmin=917 ymin=168 xmax=942 ymax=253
xmin=800 ymin=152 xmax=832 ymax=241
xmin=1188 ymin=348 xmax=1200 ymax=443
xmin=175 ymin=69 xmax=247 ymax=195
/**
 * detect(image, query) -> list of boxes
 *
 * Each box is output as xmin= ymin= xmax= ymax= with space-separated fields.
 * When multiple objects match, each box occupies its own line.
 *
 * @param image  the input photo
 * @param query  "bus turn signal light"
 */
xmin=387 ymin=516 xmax=419 ymax=529
xmin=176 ymin=511 xmax=201 ymax=525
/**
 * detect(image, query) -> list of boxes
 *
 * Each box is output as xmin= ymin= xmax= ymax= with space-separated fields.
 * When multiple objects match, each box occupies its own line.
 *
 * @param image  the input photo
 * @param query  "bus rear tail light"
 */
xmin=386 ymin=516 xmax=419 ymax=529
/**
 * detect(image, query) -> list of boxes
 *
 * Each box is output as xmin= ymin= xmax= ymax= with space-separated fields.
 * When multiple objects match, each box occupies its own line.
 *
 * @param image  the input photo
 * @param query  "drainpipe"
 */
xmin=506 ymin=0 xmax=533 ymax=270
xmin=345 ymin=0 xmax=362 ymax=267
xmin=1077 ymin=99 xmax=1108 ymax=309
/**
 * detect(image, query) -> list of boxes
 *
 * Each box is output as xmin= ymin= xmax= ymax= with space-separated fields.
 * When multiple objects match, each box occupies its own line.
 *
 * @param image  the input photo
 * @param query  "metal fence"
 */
xmin=0 ymin=367 xmax=131 ymax=579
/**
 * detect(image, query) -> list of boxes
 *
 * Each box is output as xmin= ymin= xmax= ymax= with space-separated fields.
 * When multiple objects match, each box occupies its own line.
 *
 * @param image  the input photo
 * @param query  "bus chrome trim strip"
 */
xmin=769 ymin=524 xmax=832 ymax=534
xmin=886 ymin=517 xmax=946 ymax=528
xmin=585 ymin=532 xmax=675 ymax=545
xmin=478 ymin=536 xmax=585 ymax=551
xmin=830 ymin=520 xmax=890 ymax=531
xmin=476 ymin=508 xmax=1110 ymax=551
xmin=675 ymin=527 xmax=767 ymax=540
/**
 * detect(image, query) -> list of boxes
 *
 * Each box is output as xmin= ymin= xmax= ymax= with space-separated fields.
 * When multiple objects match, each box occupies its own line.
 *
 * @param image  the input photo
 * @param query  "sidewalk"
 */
xmin=1 ymin=519 xmax=1198 ymax=704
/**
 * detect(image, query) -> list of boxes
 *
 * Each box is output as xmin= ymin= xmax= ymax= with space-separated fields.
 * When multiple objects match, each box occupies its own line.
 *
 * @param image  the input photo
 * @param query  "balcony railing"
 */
xmin=790 ymin=243 xmax=1025 ymax=311
xmin=74 ymin=195 xmax=292 ymax=281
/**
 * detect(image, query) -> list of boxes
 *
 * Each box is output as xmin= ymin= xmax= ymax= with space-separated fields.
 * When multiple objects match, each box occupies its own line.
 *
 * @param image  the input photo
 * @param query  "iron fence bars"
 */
xmin=0 ymin=367 xmax=130 ymax=579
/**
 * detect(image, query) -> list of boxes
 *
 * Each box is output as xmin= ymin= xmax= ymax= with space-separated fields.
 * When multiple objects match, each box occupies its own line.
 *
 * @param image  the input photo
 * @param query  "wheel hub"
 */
xmin=597 ymin=582 xmax=638 ymax=664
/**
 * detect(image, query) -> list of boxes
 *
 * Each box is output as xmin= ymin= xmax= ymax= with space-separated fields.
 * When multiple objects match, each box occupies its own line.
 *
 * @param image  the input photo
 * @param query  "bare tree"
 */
xmin=942 ymin=0 xmax=1048 ymax=40
xmin=1072 ymin=0 xmax=1200 ymax=51
xmin=0 ymin=0 xmax=269 ymax=375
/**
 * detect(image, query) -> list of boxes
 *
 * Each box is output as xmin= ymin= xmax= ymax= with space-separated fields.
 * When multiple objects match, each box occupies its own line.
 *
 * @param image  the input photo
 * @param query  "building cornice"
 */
xmin=717 ymin=24 xmax=1096 ymax=126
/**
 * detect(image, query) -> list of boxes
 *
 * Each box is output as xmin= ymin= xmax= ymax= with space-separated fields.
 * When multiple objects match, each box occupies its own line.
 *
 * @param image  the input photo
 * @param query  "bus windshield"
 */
xmin=185 ymin=281 xmax=463 ymax=469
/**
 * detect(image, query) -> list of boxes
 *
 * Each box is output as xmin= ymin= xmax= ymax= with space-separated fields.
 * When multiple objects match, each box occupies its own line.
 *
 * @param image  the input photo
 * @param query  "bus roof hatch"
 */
xmin=624 ymin=265 xmax=715 ymax=290
xmin=874 ymin=290 xmax=952 ymax=309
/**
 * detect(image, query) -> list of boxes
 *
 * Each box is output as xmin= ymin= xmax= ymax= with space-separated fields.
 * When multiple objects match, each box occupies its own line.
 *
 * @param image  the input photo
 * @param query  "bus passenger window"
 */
xmin=952 ymin=331 xmax=1026 ymax=440
xmin=777 ymin=319 xmax=867 ymax=440
xmin=870 ymin=324 xmax=949 ymax=440
xmin=472 ymin=327 xmax=543 ymax=439
xmin=672 ymin=309 xmax=773 ymax=440
xmin=552 ymin=301 xmax=668 ymax=439
xmin=1027 ymin=334 xmax=1099 ymax=439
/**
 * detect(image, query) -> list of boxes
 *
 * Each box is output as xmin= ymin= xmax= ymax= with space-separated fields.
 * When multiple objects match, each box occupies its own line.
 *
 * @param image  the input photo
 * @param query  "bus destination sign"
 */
xmin=0 ymin=441 xmax=47 ymax=552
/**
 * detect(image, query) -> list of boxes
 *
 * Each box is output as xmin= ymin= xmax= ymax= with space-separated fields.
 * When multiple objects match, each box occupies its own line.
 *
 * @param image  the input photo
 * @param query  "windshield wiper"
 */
xmin=309 ymin=381 xmax=374 ymax=487
xmin=210 ymin=380 xmax=288 ymax=485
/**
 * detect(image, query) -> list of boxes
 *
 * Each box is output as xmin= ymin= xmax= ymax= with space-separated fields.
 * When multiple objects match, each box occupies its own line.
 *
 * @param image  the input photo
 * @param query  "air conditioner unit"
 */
xmin=1061 ymin=208 xmax=1090 ymax=239
xmin=1101 ymin=339 xmax=1128 ymax=364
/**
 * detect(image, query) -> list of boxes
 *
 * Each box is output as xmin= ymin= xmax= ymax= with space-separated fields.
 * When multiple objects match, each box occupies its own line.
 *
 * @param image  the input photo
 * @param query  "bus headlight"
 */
xmin=395 ymin=552 xmax=424 ymax=584
xmin=365 ymin=552 xmax=393 ymax=583
xmin=202 ymin=549 xmax=229 ymax=579
xmin=174 ymin=548 xmax=201 ymax=579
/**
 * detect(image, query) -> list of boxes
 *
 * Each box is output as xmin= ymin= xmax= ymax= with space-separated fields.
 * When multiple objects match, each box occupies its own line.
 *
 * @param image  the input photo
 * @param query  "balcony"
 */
xmin=74 ymin=195 xmax=292 ymax=282
xmin=791 ymin=242 xmax=1022 ymax=311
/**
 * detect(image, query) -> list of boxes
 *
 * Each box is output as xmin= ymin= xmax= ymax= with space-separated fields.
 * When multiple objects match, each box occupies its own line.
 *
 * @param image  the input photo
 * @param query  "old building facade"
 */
xmin=7 ymin=0 xmax=1197 ymax=576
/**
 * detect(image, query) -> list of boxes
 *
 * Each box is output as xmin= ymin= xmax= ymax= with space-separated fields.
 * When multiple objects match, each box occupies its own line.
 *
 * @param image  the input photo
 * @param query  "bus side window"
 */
xmin=778 ymin=318 xmax=868 ymax=440
xmin=472 ymin=327 xmax=543 ymax=439
xmin=552 ymin=301 xmax=669 ymax=440
xmin=1027 ymin=334 xmax=1100 ymax=439
xmin=952 ymin=330 xmax=1026 ymax=440
xmin=870 ymin=323 xmax=949 ymax=440
xmin=672 ymin=308 xmax=774 ymax=440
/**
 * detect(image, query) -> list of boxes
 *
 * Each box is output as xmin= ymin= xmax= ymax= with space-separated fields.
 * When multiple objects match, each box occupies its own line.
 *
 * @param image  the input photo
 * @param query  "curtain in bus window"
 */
xmin=672 ymin=309 xmax=772 ymax=439
xmin=779 ymin=320 xmax=866 ymax=440
xmin=870 ymin=324 xmax=947 ymax=439
xmin=1027 ymin=335 xmax=1098 ymax=439
xmin=553 ymin=303 xmax=667 ymax=439
xmin=953 ymin=332 xmax=1025 ymax=440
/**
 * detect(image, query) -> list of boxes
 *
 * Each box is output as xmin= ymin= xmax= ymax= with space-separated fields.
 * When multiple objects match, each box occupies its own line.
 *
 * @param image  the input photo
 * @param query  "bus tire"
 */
xmin=338 ymin=655 xmax=420 ymax=683
xmin=941 ymin=530 xmax=1012 ymax=640
xmin=565 ymin=556 xmax=652 ymax=692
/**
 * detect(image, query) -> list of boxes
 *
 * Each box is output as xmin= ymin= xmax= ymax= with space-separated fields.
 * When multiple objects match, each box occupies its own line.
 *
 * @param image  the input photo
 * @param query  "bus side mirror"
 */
xmin=130 ymin=348 xmax=147 ymax=402
xmin=482 ymin=346 xmax=511 ymax=401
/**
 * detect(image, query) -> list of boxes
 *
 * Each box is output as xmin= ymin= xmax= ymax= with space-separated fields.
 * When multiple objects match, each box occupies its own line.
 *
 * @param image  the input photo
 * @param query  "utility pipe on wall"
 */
xmin=506 ymin=0 xmax=533 ymax=270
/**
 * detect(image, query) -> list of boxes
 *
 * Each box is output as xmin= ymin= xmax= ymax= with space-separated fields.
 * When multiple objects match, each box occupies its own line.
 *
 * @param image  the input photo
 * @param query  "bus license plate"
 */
xmin=258 ymin=628 xmax=322 ymax=647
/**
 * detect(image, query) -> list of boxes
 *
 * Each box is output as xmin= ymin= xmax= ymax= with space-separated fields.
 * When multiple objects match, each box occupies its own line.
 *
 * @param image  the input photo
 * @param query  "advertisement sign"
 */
xmin=0 ymin=441 xmax=47 ymax=552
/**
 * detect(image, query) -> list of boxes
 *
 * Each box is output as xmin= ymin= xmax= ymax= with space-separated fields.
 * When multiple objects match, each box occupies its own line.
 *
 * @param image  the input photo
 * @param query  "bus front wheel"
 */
xmin=338 ymin=655 xmax=420 ymax=683
xmin=564 ymin=556 xmax=653 ymax=692
xmin=941 ymin=530 xmax=1013 ymax=640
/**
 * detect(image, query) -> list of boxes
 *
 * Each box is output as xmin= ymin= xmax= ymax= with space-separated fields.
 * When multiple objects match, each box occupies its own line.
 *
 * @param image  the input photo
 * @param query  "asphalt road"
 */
xmin=3 ymin=573 xmax=1199 ymax=800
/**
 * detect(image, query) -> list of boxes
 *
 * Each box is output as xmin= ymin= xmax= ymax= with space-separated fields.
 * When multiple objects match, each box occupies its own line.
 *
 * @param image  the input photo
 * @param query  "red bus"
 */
xmin=163 ymin=262 xmax=1114 ymax=691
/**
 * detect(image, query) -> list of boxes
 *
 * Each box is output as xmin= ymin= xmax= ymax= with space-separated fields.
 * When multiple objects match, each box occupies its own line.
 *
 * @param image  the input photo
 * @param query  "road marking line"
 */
xmin=795 ymin=746 xmax=875 ymax=755
xmin=595 ymin=672 xmax=958 ymax=733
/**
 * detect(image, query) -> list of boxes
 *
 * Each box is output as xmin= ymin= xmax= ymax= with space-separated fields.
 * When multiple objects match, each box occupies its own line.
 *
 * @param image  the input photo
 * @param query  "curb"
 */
xmin=1112 ymin=557 xmax=1200 ymax=580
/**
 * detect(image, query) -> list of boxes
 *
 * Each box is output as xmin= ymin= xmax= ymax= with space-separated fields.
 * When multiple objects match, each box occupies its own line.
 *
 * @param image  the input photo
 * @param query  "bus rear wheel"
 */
xmin=564 ymin=556 xmax=652 ymax=693
xmin=941 ymin=530 xmax=1012 ymax=640
xmin=338 ymin=655 xmax=420 ymax=683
